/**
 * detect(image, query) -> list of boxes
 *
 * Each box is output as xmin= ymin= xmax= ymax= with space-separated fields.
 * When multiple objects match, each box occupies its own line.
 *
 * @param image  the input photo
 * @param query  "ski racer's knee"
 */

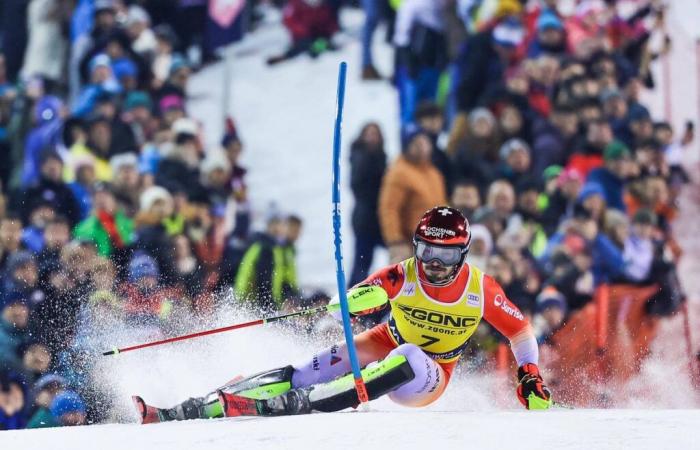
xmin=387 ymin=343 xmax=425 ymax=364
xmin=386 ymin=344 xmax=446 ymax=407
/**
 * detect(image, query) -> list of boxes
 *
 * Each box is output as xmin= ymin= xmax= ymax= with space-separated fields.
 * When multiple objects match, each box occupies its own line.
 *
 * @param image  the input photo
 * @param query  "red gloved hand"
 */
xmin=516 ymin=363 xmax=552 ymax=410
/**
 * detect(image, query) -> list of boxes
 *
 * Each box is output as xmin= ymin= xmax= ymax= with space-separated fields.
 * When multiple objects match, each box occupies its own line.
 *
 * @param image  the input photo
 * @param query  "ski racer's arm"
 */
xmin=329 ymin=264 xmax=405 ymax=320
xmin=482 ymin=275 xmax=552 ymax=409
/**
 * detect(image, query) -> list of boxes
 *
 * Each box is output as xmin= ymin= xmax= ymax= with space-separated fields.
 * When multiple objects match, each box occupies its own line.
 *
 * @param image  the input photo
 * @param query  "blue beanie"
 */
xmin=537 ymin=10 xmax=563 ymax=31
xmin=128 ymin=254 xmax=160 ymax=282
xmin=577 ymin=182 xmax=606 ymax=203
xmin=50 ymin=390 xmax=86 ymax=418
xmin=112 ymin=58 xmax=138 ymax=80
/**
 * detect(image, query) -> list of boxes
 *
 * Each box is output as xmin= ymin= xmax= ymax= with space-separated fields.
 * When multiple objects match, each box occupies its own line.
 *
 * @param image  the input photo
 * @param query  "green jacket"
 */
xmin=234 ymin=234 xmax=298 ymax=310
xmin=73 ymin=211 xmax=134 ymax=257
xmin=27 ymin=407 xmax=59 ymax=428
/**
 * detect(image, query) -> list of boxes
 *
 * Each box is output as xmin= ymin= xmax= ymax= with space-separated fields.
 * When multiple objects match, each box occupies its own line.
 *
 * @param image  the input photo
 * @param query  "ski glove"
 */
xmin=516 ymin=363 xmax=552 ymax=410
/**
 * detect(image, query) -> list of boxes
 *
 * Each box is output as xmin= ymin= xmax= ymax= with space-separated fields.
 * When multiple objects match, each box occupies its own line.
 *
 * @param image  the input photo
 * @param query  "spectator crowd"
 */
xmin=0 ymin=0 xmax=692 ymax=430
xmin=349 ymin=0 xmax=688 ymax=363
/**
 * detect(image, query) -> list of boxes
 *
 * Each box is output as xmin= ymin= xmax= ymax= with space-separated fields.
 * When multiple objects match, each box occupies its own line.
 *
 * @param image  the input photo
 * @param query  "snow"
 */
xmin=187 ymin=9 xmax=400 ymax=292
xmin=4 ymin=409 xmax=700 ymax=450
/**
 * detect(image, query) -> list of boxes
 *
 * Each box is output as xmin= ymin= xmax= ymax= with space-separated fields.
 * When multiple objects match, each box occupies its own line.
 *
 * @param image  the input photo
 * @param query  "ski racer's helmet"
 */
xmin=413 ymin=206 xmax=471 ymax=286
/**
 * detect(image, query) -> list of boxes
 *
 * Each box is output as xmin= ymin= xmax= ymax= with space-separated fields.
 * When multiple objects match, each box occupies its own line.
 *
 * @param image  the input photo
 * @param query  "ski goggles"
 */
xmin=414 ymin=241 xmax=465 ymax=266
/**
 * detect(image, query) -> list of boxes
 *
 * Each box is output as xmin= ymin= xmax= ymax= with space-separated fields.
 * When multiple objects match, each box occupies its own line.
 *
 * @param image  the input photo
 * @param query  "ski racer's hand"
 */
xmin=329 ymin=286 xmax=388 ymax=321
xmin=516 ymin=363 xmax=552 ymax=410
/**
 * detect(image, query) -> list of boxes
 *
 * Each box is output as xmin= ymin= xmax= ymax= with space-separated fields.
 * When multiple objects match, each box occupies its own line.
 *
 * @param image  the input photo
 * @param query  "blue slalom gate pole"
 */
xmin=331 ymin=61 xmax=369 ymax=403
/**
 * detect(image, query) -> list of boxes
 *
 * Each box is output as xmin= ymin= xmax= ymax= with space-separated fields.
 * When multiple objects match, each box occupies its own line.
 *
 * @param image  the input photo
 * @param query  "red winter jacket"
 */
xmin=283 ymin=0 xmax=338 ymax=42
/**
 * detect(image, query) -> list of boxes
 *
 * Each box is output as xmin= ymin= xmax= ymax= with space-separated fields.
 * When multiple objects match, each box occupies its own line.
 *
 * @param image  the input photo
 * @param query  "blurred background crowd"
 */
xmin=0 ymin=0 xmax=694 ymax=430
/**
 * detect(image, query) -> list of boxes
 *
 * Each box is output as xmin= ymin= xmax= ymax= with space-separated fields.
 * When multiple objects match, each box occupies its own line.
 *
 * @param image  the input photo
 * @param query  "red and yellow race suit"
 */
xmin=352 ymin=257 xmax=536 ymax=385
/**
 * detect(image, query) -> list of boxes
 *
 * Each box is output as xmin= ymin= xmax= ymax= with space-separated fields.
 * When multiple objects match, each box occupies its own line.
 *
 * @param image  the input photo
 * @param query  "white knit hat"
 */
xmin=110 ymin=152 xmax=139 ymax=172
xmin=139 ymin=185 xmax=173 ymax=212
xmin=172 ymin=117 xmax=197 ymax=136
xmin=200 ymin=150 xmax=231 ymax=175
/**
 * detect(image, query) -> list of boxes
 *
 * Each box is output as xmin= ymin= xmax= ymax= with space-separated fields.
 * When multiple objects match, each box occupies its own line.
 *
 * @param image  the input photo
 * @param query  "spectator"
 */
xmin=465 ymin=224 xmax=492 ymax=270
xmin=37 ymin=216 xmax=71 ymax=279
xmin=151 ymin=24 xmax=179 ymax=90
xmin=21 ymin=201 xmax=56 ymax=253
xmin=2 ymin=251 xmax=44 ymax=309
xmin=450 ymin=180 xmax=481 ymax=222
xmin=454 ymin=17 xmax=524 ymax=113
xmin=281 ymin=215 xmax=302 ymax=299
xmin=20 ymin=150 xmax=81 ymax=227
xmin=531 ymin=103 xmax=579 ymax=175
xmin=234 ymin=214 xmax=291 ymax=312
xmin=122 ymin=91 xmax=155 ymax=148
xmin=378 ymin=131 xmax=446 ymax=262
xmin=542 ymin=203 xmax=624 ymax=286
xmin=73 ymin=182 xmax=133 ymax=258
xmin=32 ymin=241 xmax=95 ymax=354
xmin=26 ymin=374 xmax=66 ymax=428
xmin=541 ymin=168 xmax=582 ymax=235
xmin=156 ymin=118 xmax=204 ymax=198
xmin=172 ymin=234 xmax=204 ymax=302
xmin=21 ymin=95 xmax=65 ymax=188
xmin=156 ymin=56 xmax=190 ymax=101
xmin=267 ymin=0 xmax=339 ymax=66
xmin=360 ymin=0 xmax=390 ymax=80
xmin=349 ymin=123 xmax=386 ymax=286
xmin=64 ymin=115 xmax=113 ymax=182
xmin=21 ymin=0 xmax=68 ymax=87
xmin=67 ymin=155 xmax=97 ymax=220
xmin=527 ymin=9 xmax=568 ymax=58
xmin=587 ymin=140 xmax=634 ymax=211
xmin=0 ymin=295 xmax=32 ymax=371
xmin=132 ymin=186 xmax=178 ymax=286
xmin=0 ymin=214 xmax=25 ymax=270
xmin=200 ymin=150 xmax=231 ymax=208
xmin=497 ymin=138 xmax=533 ymax=188
xmin=110 ymin=153 xmax=142 ymax=217
xmin=484 ymin=179 xmax=516 ymax=225
xmin=577 ymin=182 xmax=607 ymax=224
xmin=72 ymin=54 xmax=121 ymax=118
xmin=622 ymin=209 xmax=656 ymax=282
xmin=532 ymin=287 xmax=567 ymax=343
xmin=121 ymin=253 xmax=181 ymax=323
xmin=49 ymin=390 xmax=86 ymax=427
xmin=20 ymin=342 xmax=51 ymax=383
xmin=567 ymin=118 xmax=612 ymax=177
xmin=126 ymin=6 xmax=157 ymax=59
xmin=393 ymin=0 xmax=449 ymax=127
xmin=0 ymin=370 xmax=26 ymax=430
xmin=450 ymin=108 xmax=502 ymax=193
xmin=414 ymin=102 xmax=452 ymax=193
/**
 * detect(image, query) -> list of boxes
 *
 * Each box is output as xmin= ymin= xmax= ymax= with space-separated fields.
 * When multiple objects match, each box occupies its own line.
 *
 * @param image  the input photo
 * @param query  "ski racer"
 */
xmin=134 ymin=206 xmax=552 ymax=422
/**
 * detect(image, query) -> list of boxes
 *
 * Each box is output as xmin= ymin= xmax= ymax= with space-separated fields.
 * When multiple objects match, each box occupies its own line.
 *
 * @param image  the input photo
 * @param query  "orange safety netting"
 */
xmin=542 ymin=284 xmax=660 ymax=407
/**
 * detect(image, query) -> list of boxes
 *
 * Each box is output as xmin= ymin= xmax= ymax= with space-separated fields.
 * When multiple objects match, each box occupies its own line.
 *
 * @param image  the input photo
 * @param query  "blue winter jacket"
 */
xmin=541 ymin=232 xmax=626 ymax=285
xmin=586 ymin=167 xmax=626 ymax=211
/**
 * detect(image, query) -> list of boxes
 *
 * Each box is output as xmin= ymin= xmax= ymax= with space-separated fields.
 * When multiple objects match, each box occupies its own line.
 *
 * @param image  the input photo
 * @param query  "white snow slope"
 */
xmin=4 ymin=409 xmax=700 ymax=450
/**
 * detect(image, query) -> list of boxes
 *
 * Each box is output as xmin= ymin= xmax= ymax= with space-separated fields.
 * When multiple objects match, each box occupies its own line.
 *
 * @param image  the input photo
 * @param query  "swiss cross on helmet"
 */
xmin=413 ymin=206 xmax=471 ymax=285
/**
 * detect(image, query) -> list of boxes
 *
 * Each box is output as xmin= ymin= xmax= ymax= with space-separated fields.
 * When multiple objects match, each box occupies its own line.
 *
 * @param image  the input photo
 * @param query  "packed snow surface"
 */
xmin=4 ymin=408 xmax=699 ymax=450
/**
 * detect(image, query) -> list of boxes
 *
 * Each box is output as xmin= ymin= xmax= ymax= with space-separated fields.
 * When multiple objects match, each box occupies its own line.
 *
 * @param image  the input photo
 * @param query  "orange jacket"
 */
xmin=378 ymin=156 xmax=447 ymax=245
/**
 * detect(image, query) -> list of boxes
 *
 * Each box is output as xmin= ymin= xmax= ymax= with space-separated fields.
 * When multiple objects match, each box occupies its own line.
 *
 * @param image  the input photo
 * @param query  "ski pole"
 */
xmin=102 ymin=286 xmax=387 ymax=356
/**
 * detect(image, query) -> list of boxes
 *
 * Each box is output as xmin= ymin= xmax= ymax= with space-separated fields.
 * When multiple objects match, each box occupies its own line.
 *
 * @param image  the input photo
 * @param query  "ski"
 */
xmin=217 ymin=391 xmax=263 ymax=417
xmin=132 ymin=396 xmax=166 ymax=424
